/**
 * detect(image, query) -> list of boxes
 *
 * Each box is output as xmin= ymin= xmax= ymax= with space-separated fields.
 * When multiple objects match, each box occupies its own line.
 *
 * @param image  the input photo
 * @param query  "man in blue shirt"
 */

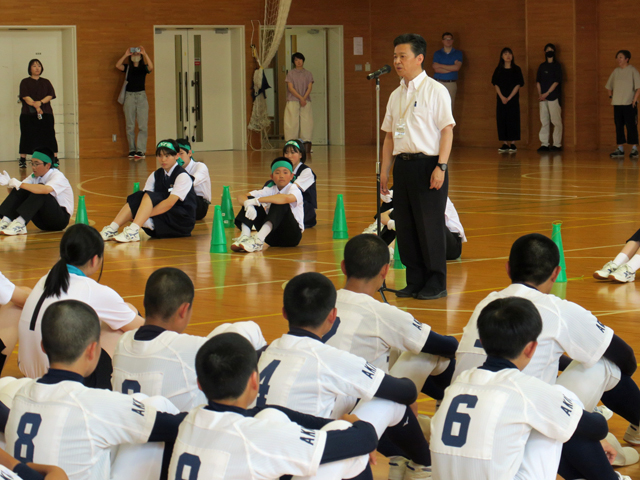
xmin=432 ymin=32 xmax=463 ymax=109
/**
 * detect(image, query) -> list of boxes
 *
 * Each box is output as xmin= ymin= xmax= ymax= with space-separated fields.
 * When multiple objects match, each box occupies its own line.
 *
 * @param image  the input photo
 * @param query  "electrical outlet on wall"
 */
xmin=112 ymin=134 xmax=117 ymax=142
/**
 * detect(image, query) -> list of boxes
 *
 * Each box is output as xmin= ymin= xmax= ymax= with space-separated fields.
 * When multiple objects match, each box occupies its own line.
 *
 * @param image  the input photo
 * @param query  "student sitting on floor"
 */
xmin=100 ymin=139 xmax=197 ymax=243
xmin=283 ymin=139 xmax=317 ymax=228
xmin=0 ymin=147 xmax=73 ymax=236
xmin=231 ymin=157 xmax=304 ymax=253
xmin=176 ymin=139 xmax=211 ymax=220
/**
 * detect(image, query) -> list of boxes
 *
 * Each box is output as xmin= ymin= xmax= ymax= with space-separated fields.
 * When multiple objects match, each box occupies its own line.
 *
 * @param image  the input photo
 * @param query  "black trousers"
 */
xmin=127 ymin=191 xmax=195 ymax=238
xmin=0 ymin=189 xmax=69 ymax=231
xmin=393 ymin=155 xmax=448 ymax=291
xmin=19 ymin=114 xmax=58 ymax=154
xmin=196 ymin=197 xmax=210 ymax=221
xmin=234 ymin=202 xmax=302 ymax=247
xmin=496 ymin=96 xmax=521 ymax=141
xmin=614 ymin=105 xmax=639 ymax=145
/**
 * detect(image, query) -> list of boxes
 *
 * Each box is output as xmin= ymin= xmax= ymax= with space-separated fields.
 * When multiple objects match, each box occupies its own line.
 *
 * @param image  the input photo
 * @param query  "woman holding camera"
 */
xmin=116 ymin=46 xmax=154 ymax=160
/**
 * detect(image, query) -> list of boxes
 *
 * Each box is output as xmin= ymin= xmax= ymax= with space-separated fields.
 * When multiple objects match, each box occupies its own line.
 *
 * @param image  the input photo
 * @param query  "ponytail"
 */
xmin=43 ymin=224 xmax=105 ymax=299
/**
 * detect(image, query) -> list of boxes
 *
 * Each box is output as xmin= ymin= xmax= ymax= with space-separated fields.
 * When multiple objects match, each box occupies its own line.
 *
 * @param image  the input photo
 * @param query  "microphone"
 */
xmin=367 ymin=65 xmax=391 ymax=80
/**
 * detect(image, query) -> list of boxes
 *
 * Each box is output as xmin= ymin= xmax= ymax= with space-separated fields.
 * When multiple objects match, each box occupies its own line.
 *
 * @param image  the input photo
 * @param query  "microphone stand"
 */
xmin=373 ymin=76 xmax=398 ymax=303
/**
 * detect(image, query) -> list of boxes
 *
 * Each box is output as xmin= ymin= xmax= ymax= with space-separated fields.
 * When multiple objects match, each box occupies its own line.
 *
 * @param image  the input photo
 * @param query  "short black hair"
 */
xmin=41 ymin=300 xmax=101 ymax=364
xmin=270 ymin=157 xmax=293 ymax=171
xmin=292 ymin=52 xmax=305 ymax=64
xmin=196 ymin=333 xmax=258 ymax=401
xmin=394 ymin=34 xmax=427 ymax=67
xmin=508 ymin=233 xmax=560 ymax=285
xmin=177 ymin=138 xmax=191 ymax=153
xmin=283 ymin=272 xmax=336 ymax=329
xmin=144 ymin=268 xmax=195 ymax=321
xmin=343 ymin=234 xmax=389 ymax=279
xmin=28 ymin=59 xmax=43 ymax=75
xmin=617 ymin=50 xmax=631 ymax=61
xmin=544 ymin=43 xmax=556 ymax=52
xmin=477 ymin=297 xmax=542 ymax=360
xmin=442 ymin=32 xmax=454 ymax=40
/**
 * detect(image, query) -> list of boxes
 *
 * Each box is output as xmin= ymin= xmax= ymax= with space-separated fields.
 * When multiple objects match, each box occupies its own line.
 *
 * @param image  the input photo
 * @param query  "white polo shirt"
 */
xmin=250 ymin=183 xmax=305 ymax=232
xmin=293 ymin=163 xmax=315 ymax=192
xmin=382 ymin=70 xmax=455 ymax=155
xmin=0 ymin=271 xmax=16 ymax=305
xmin=184 ymin=159 xmax=212 ymax=202
xmin=143 ymin=164 xmax=193 ymax=201
xmin=22 ymin=168 xmax=74 ymax=216
xmin=445 ymin=198 xmax=466 ymax=242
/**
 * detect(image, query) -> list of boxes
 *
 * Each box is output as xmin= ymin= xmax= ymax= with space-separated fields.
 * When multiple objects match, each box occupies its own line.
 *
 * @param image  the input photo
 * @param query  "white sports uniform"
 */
xmin=257 ymin=332 xmax=385 ymax=417
xmin=112 ymin=321 xmax=266 ymax=411
xmin=250 ymin=183 xmax=305 ymax=232
xmin=5 ymin=376 xmax=157 ymax=480
xmin=445 ymin=198 xmax=467 ymax=243
xmin=328 ymin=289 xmax=431 ymax=372
xmin=0 ymin=464 xmax=26 ymax=480
xmin=455 ymin=284 xmax=614 ymax=385
xmin=431 ymin=366 xmax=583 ymax=480
xmin=18 ymin=272 xmax=137 ymax=379
xmin=22 ymin=169 xmax=74 ymax=217
xmin=184 ymin=159 xmax=212 ymax=203
xmin=0 ymin=272 xmax=16 ymax=305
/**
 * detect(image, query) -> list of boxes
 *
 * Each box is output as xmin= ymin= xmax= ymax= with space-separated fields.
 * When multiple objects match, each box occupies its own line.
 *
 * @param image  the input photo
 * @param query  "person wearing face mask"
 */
xmin=606 ymin=50 xmax=640 ymax=159
xmin=536 ymin=44 xmax=563 ymax=152
xmin=116 ymin=46 xmax=154 ymax=160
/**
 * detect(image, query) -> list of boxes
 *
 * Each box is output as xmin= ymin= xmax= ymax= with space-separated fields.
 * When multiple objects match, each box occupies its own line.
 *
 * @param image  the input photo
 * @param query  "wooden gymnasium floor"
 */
xmin=2 ymin=145 xmax=640 ymax=478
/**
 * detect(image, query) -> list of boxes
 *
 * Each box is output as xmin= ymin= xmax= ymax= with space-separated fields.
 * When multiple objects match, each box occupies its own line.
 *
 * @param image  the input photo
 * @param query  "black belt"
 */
xmin=437 ymin=79 xmax=456 ymax=83
xmin=396 ymin=153 xmax=438 ymax=160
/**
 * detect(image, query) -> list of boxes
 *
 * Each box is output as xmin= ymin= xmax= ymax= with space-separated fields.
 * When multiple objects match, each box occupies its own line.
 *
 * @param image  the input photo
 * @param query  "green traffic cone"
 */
xmin=551 ymin=221 xmax=567 ymax=282
xmin=392 ymin=240 xmax=405 ymax=270
xmin=75 ymin=196 xmax=89 ymax=225
xmin=332 ymin=194 xmax=349 ymax=240
xmin=133 ymin=182 xmax=140 ymax=193
xmin=210 ymin=205 xmax=228 ymax=254
xmin=221 ymin=186 xmax=235 ymax=229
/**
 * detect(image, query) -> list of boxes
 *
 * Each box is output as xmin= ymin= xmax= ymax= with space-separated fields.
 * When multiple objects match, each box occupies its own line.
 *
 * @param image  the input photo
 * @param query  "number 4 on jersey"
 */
xmin=256 ymin=360 xmax=281 ymax=407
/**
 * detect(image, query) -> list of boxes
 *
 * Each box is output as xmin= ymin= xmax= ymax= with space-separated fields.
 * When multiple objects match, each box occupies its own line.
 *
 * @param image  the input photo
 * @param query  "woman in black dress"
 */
xmin=491 ymin=48 xmax=525 ymax=153
xmin=18 ymin=59 xmax=58 ymax=169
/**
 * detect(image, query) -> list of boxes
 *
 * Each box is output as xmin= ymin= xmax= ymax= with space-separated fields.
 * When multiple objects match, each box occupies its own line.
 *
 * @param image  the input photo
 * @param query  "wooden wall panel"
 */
xmin=574 ymin=0 xmax=599 ymax=150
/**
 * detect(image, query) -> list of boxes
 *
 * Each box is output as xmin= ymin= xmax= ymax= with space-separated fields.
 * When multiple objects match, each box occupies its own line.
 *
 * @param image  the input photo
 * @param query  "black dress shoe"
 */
xmin=395 ymin=286 xmax=420 ymax=298
xmin=415 ymin=288 xmax=448 ymax=300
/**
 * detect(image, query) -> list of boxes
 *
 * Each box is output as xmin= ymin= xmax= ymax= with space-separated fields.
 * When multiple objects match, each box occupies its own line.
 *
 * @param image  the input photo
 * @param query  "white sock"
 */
xmin=109 ymin=222 xmax=119 ymax=231
xmin=15 ymin=217 xmax=26 ymax=226
xmin=257 ymin=221 xmax=273 ymax=241
xmin=618 ymin=145 xmax=624 ymax=151
xmin=1 ymin=217 xmax=11 ymax=224
xmin=633 ymin=145 xmax=638 ymax=151
xmin=613 ymin=253 xmax=629 ymax=266
xmin=129 ymin=223 xmax=140 ymax=233
xmin=625 ymin=254 xmax=640 ymax=272
xmin=241 ymin=225 xmax=251 ymax=237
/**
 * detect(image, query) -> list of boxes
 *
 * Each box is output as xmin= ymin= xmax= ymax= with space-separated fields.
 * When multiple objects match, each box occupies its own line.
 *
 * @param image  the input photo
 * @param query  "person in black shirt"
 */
xmin=116 ymin=46 xmax=154 ymax=160
xmin=491 ymin=48 xmax=525 ymax=153
xmin=536 ymin=44 xmax=563 ymax=152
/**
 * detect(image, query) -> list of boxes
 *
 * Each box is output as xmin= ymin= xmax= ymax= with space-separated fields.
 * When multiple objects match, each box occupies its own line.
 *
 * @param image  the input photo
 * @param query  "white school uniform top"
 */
xmin=455 ymin=283 xmax=614 ymax=383
xmin=18 ymin=273 xmax=137 ymax=379
xmin=445 ymin=198 xmax=466 ymax=242
xmin=381 ymin=70 xmax=456 ymax=156
xmin=0 ymin=464 xmax=25 ymax=480
xmin=328 ymin=289 xmax=431 ymax=372
xmin=184 ymin=158 xmax=212 ymax=202
xmin=293 ymin=162 xmax=315 ymax=192
xmin=250 ymin=182 xmax=305 ymax=232
xmin=0 ymin=271 xmax=16 ymax=305
xmin=170 ymin=406 xmax=326 ymax=480
xmin=257 ymin=333 xmax=385 ymax=417
xmin=6 ymin=379 xmax=157 ymax=480
xmin=112 ymin=321 xmax=267 ymax=412
xmin=143 ymin=164 xmax=193 ymax=201
xmin=22 ymin=168 xmax=74 ymax=216
xmin=430 ymin=367 xmax=582 ymax=480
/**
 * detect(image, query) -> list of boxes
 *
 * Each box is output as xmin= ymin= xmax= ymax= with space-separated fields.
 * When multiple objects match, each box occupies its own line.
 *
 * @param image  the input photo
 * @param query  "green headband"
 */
xmin=157 ymin=141 xmax=178 ymax=153
xmin=32 ymin=151 xmax=53 ymax=165
xmin=177 ymin=142 xmax=190 ymax=151
xmin=284 ymin=140 xmax=302 ymax=150
xmin=271 ymin=160 xmax=293 ymax=173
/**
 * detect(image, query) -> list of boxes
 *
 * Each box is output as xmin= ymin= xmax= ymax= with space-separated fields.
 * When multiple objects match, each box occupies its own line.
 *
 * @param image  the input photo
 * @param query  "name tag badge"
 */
xmin=394 ymin=118 xmax=406 ymax=139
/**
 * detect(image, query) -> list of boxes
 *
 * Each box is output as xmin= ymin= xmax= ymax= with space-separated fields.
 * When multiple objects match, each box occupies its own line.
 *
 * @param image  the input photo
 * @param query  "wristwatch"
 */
xmin=437 ymin=163 xmax=448 ymax=172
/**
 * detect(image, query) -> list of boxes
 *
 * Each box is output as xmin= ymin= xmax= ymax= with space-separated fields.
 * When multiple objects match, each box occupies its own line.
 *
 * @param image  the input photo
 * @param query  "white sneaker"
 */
xmin=100 ymin=225 xmax=118 ymax=241
xmin=609 ymin=264 xmax=636 ymax=283
xmin=594 ymin=261 xmax=618 ymax=280
xmin=0 ymin=219 xmax=10 ymax=233
xmin=230 ymin=234 xmax=251 ymax=252
xmin=623 ymin=423 xmax=640 ymax=445
xmin=388 ymin=456 xmax=409 ymax=480
xmin=238 ymin=235 xmax=264 ymax=253
xmin=114 ymin=226 xmax=140 ymax=243
xmin=606 ymin=432 xmax=640 ymax=466
xmin=362 ymin=222 xmax=379 ymax=235
xmin=388 ymin=246 xmax=395 ymax=263
xmin=2 ymin=220 xmax=26 ymax=236
xmin=593 ymin=405 xmax=614 ymax=421
xmin=616 ymin=473 xmax=632 ymax=480
xmin=403 ymin=461 xmax=431 ymax=479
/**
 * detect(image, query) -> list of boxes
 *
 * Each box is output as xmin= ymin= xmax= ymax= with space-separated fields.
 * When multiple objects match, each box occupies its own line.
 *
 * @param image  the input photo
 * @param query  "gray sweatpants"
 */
xmin=123 ymin=91 xmax=149 ymax=153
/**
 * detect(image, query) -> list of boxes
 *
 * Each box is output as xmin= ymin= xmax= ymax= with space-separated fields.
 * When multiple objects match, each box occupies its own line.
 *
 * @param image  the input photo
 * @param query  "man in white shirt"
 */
xmin=113 ymin=267 xmax=266 ymax=411
xmin=380 ymin=34 xmax=455 ymax=300
xmin=176 ymin=140 xmax=211 ymax=220
xmin=0 ymin=148 xmax=73 ymax=235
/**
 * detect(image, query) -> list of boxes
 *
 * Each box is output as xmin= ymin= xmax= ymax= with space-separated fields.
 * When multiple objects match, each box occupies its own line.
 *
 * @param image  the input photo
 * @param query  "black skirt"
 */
xmin=19 ymin=114 xmax=58 ymax=154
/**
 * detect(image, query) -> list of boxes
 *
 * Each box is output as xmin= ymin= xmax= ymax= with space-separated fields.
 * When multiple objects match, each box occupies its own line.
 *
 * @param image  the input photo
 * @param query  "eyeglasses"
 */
xmin=30 ymin=162 xmax=44 ymax=167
